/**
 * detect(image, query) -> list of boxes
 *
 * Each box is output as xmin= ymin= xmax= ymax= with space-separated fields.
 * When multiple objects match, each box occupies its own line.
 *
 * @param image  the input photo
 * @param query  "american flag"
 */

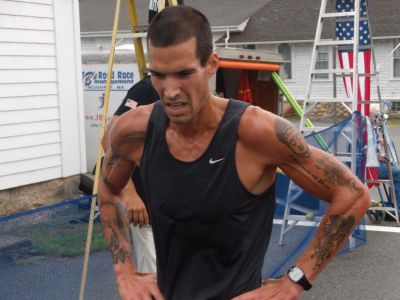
xmin=335 ymin=0 xmax=377 ymax=185
xmin=336 ymin=0 xmax=371 ymax=116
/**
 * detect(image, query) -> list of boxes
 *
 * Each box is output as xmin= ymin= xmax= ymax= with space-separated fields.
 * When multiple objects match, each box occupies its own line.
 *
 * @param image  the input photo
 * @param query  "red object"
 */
xmin=338 ymin=50 xmax=377 ymax=187
xmin=236 ymin=70 xmax=254 ymax=104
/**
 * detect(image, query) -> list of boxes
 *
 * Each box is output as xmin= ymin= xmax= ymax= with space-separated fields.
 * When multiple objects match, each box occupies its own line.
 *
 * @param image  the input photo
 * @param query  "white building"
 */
xmin=219 ymin=0 xmax=400 ymax=111
xmin=0 ymin=0 xmax=86 ymax=191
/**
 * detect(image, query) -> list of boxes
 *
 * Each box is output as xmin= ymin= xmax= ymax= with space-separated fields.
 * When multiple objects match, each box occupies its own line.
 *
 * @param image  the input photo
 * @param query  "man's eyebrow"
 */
xmin=149 ymin=69 xmax=163 ymax=75
xmin=149 ymin=68 xmax=196 ymax=76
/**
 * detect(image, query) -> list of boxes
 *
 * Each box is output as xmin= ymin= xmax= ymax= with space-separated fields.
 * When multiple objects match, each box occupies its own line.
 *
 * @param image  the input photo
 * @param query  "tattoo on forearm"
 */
xmin=311 ymin=215 xmax=355 ymax=269
xmin=315 ymin=157 xmax=364 ymax=197
xmin=275 ymin=118 xmax=311 ymax=157
xmin=116 ymin=202 xmax=131 ymax=244
xmin=106 ymin=222 xmax=132 ymax=264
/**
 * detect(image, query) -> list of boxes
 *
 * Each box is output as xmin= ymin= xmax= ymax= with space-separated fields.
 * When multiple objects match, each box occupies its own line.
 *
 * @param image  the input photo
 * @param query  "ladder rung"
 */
xmin=367 ymin=207 xmax=397 ymax=212
xmin=312 ymin=70 xmax=376 ymax=77
xmin=305 ymin=98 xmax=352 ymax=103
xmin=334 ymin=72 xmax=376 ymax=77
xmin=117 ymin=32 xmax=147 ymax=39
xmin=312 ymin=68 xmax=354 ymax=74
xmin=321 ymin=12 xmax=355 ymax=18
xmin=301 ymin=126 xmax=331 ymax=132
xmin=366 ymin=179 xmax=392 ymax=184
xmin=336 ymin=157 xmax=352 ymax=162
xmin=316 ymin=40 xmax=355 ymax=46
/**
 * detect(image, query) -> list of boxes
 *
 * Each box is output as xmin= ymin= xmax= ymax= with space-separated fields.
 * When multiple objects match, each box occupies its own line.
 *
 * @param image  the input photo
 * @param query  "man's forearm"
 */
xmin=99 ymin=180 xmax=137 ymax=274
xmin=295 ymin=190 xmax=369 ymax=282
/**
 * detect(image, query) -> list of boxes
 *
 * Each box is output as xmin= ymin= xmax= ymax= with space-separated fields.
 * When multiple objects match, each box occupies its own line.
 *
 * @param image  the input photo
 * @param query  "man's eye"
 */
xmin=178 ymin=72 xmax=192 ymax=77
xmin=151 ymin=73 xmax=164 ymax=79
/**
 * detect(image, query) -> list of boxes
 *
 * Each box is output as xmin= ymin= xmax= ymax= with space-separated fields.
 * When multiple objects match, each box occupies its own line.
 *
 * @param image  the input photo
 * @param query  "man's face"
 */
xmin=149 ymin=37 xmax=216 ymax=125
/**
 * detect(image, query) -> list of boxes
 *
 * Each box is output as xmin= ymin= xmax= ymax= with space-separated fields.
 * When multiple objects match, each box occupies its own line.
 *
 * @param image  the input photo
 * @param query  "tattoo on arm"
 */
xmin=315 ymin=157 xmax=364 ymax=197
xmin=101 ymin=200 xmax=132 ymax=265
xmin=116 ymin=202 xmax=131 ymax=244
xmin=101 ymin=151 xmax=122 ymax=190
xmin=107 ymin=222 xmax=132 ymax=264
xmin=311 ymin=214 xmax=355 ymax=270
xmin=275 ymin=118 xmax=311 ymax=158
xmin=290 ymin=153 xmax=364 ymax=197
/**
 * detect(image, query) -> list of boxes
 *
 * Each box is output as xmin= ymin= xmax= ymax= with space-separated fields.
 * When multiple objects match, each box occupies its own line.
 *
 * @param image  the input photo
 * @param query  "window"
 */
xmin=315 ymin=47 xmax=329 ymax=80
xmin=243 ymin=44 xmax=255 ymax=50
xmin=392 ymin=101 xmax=400 ymax=112
xmin=394 ymin=39 xmax=400 ymax=78
xmin=278 ymin=43 xmax=292 ymax=80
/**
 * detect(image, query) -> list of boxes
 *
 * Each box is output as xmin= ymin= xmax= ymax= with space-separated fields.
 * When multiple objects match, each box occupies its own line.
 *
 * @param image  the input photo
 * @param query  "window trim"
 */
xmin=313 ymin=46 xmax=332 ymax=82
xmin=278 ymin=43 xmax=295 ymax=82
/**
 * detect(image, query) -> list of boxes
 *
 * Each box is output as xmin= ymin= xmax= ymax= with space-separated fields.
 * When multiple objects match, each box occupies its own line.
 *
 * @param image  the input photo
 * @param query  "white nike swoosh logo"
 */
xmin=209 ymin=157 xmax=224 ymax=164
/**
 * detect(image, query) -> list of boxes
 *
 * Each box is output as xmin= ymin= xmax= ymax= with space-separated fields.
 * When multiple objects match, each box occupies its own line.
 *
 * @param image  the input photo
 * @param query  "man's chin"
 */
xmin=168 ymin=115 xmax=191 ymax=125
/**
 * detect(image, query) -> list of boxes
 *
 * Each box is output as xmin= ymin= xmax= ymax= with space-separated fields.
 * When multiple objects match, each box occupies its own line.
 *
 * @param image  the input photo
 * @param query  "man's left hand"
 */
xmin=231 ymin=276 xmax=303 ymax=300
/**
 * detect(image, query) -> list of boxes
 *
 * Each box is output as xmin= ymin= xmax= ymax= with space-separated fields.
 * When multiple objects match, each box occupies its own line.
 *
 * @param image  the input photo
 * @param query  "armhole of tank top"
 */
xmin=140 ymin=101 xmax=161 ymax=167
xmin=231 ymin=100 xmax=274 ymax=198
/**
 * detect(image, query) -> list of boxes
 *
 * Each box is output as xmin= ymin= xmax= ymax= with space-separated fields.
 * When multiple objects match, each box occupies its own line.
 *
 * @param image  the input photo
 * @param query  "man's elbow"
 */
xmin=354 ymin=185 xmax=371 ymax=214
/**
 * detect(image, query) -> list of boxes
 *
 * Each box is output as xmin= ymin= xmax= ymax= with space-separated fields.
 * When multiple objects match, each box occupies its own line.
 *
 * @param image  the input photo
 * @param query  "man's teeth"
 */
xmin=170 ymin=103 xmax=183 ymax=108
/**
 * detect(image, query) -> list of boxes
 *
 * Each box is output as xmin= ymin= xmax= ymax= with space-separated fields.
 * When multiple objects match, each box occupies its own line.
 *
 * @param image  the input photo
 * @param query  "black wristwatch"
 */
xmin=287 ymin=266 xmax=312 ymax=291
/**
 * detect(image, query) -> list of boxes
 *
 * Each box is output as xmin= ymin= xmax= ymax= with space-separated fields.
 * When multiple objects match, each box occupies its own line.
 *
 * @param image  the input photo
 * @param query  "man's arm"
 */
xmin=234 ymin=109 xmax=370 ymax=299
xmin=102 ymin=116 xmax=149 ymax=227
xmin=98 ymin=108 xmax=163 ymax=300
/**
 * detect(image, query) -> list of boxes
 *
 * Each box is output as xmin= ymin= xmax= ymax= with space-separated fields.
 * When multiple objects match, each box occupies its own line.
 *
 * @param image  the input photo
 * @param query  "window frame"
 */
xmin=314 ymin=46 xmax=332 ymax=81
xmin=393 ymin=38 xmax=400 ymax=79
xmin=278 ymin=43 xmax=295 ymax=81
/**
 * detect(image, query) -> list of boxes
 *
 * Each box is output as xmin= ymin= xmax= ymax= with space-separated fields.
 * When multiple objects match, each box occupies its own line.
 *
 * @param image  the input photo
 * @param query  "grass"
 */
xmin=7 ymin=221 xmax=107 ymax=258
xmin=32 ymin=222 xmax=107 ymax=257
xmin=388 ymin=119 xmax=400 ymax=126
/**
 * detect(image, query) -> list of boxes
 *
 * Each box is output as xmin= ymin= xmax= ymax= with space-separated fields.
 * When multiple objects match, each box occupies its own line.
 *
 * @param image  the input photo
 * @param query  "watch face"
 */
xmin=289 ymin=267 xmax=304 ymax=282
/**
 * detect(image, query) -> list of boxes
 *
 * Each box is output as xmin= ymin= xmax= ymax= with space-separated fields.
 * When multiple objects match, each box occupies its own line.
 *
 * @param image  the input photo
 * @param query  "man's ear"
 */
xmin=207 ymin=51 xmax=219 ymax=78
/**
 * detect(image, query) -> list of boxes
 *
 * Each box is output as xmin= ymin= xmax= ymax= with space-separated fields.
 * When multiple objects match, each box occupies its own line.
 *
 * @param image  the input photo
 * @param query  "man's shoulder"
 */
xmin=111 ymin=104 xmax=155 ymax=143
xmin=239 ymin=106 xmax=276 ymax=136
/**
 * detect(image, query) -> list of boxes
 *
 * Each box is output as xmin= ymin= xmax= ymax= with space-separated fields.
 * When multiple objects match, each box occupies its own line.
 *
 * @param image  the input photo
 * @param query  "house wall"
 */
xmin=0 ymin=0 xmax=86 ymax=192
xmin=257 ymin=40 xmax=400 ymax=105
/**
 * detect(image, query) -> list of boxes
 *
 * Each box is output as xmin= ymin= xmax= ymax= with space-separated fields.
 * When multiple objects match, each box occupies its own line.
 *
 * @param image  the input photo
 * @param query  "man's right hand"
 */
xmin=116 ymin=271 xmax=164 ymax=300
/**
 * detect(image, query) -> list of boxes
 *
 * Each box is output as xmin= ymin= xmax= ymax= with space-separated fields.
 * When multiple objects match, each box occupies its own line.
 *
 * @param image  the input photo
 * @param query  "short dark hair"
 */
xmin=147 ymin=6 xmax=213 ymax=66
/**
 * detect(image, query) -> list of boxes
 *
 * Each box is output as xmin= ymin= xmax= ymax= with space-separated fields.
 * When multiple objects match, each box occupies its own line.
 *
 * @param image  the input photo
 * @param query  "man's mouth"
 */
xmin=167 ymin=102 xmax=185 ymax=110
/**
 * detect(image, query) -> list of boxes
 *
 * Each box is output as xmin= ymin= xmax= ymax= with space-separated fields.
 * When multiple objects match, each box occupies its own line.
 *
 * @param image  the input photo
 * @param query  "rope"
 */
xmin=78 ymin=1 xmax=122 ymax=299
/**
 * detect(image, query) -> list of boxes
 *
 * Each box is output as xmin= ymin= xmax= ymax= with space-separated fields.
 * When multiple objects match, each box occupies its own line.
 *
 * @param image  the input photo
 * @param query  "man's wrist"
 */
xmin=287 ymin=266 xmax=313 ymax=291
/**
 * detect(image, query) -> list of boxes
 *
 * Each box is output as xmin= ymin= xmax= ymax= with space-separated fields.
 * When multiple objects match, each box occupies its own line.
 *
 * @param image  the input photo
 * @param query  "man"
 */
xmin=101 ymin=76 xmax=159 ymax=272
xmin=99 ymin=6 xmax=370 ymax=300
xmin=376 ymin=138 xmax=400 ymax=213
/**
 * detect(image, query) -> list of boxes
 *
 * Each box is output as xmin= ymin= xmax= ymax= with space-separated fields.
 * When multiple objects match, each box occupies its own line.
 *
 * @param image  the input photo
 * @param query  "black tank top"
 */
xmin=140 ymin=99 xmax=276 ymax=300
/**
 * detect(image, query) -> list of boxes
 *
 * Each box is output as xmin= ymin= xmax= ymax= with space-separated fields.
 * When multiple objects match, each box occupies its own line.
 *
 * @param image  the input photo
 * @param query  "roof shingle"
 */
xmin=222 ymin=0 xmax=400 ymax=44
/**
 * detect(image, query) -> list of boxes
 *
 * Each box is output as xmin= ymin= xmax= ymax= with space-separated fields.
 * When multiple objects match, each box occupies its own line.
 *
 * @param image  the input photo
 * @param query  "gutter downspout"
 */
xmin=224 ymin=27 xmax=230 ymax=48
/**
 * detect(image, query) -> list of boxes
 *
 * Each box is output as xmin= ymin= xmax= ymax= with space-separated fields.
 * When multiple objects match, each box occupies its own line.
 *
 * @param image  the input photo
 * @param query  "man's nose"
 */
xmin=163 ymin=77 xmax=180 ymax=100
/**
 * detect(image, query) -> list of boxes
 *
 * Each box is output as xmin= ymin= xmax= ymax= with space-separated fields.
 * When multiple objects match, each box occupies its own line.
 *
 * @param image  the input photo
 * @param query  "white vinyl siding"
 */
xmin=0 ymin=0 xmax=86 ymax=190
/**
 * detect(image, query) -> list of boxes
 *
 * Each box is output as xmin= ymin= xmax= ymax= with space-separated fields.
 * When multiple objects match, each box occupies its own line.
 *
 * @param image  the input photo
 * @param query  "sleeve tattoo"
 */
xmin=100 ymin=200 xmax=133 ymax=264
xmin=311 ymin=215 xmax=355 ymax=269
xmin=275 ymin=118 xmax=362 ymax=269
xmin=274 ymin=118 xmax=364 ymax=196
